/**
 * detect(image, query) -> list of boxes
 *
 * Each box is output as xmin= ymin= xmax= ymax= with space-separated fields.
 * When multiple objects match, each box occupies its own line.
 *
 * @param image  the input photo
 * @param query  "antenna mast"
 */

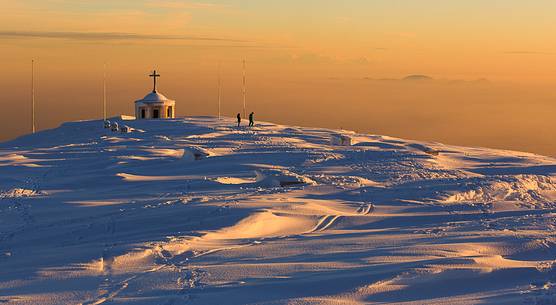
xmin=218 ymin=62 xmax=222 ymax=120
xmin=103 ymin=63 xmax=107 ymax=121
xmin=31 ymin=60 xmax=36 ymax=134
xmin=242 ymin=59 xmax=246 ymax=118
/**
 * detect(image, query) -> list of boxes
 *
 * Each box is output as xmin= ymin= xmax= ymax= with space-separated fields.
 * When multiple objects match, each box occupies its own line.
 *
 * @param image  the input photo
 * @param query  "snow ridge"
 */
xmin=0 ymin=116 xmax=555 ymax=305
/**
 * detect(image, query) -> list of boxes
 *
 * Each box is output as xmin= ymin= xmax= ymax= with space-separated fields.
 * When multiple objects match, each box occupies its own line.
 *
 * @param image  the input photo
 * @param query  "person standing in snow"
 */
xmin=237 ymin=113 xmax=241 ymax=127
xmin=249 ymin=112 xmax=254 ymax=127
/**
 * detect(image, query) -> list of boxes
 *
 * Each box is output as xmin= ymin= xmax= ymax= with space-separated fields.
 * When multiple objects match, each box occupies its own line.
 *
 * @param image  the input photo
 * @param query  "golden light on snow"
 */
xmin=1 ymin=117 xmax=555 ymax=304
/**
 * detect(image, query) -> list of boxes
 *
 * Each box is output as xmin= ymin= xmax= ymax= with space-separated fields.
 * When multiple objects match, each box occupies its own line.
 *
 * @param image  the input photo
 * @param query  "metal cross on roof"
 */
xmin=149 ymin=70 xmax=160 ymax=93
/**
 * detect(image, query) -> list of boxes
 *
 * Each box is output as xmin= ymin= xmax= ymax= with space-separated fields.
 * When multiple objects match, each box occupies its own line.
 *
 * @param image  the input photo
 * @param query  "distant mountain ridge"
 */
xmin=402 ymin=74 xmax=434 ymax=81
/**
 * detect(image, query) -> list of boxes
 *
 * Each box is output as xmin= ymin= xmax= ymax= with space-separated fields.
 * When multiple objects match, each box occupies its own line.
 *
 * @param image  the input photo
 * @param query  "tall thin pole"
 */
xmin=218 ymin=62 xmax=222 ymax=120
xmin=31 ymin=60 xmax=35 ymax=134
xmin=103 ymin=63 xmax=107 ymax=121
xmin=242 ymin=59 xmax=246 ymax=118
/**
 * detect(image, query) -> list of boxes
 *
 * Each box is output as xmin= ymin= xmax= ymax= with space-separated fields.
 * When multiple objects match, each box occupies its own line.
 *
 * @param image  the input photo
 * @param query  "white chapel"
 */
xmin=135 ymin=70 xmax=176 ymax=120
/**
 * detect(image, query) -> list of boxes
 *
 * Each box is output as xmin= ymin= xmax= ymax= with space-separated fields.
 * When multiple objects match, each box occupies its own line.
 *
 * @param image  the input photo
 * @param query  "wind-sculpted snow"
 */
xmin=0 ymin=116 xmax=555 ymax=305
xmin=440 ymin=175 xmax=556 ymax=205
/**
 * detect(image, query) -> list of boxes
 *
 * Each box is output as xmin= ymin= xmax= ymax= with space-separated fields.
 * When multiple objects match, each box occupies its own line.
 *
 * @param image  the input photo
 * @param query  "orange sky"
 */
xmin=1 ymin=0 xmax=555 ymax=156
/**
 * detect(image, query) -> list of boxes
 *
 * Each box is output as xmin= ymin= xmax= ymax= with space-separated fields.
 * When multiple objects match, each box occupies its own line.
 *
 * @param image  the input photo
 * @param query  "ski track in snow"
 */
xmin=1 ymin=116 xmax=556 ymax=305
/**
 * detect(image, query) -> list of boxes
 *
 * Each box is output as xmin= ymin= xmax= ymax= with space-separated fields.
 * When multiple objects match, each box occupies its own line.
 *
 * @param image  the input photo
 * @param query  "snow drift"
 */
xmin=0 ymin=116 xmax=555 ymax=305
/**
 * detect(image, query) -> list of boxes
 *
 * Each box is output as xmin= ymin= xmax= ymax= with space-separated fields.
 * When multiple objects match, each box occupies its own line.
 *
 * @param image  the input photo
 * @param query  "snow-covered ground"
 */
xmin=1 ymin=116 xmax=555 ymax=305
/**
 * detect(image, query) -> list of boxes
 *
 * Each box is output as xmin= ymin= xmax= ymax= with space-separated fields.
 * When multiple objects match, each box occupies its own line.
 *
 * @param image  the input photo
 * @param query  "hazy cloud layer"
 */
xmin=0 ymin=31 xmax=247 ymax=42
xmin=144 ymin=1 xmax=229 ymax=10
xmin=503 ymin=51 xmax=555 ymax=55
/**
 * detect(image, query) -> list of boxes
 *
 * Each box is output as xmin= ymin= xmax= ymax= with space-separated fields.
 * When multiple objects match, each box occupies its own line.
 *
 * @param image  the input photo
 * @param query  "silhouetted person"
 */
xmin=249 ymin=112 xmax=254 ymax=127
xmin=237 ymin=113 xmax=241 ymax=127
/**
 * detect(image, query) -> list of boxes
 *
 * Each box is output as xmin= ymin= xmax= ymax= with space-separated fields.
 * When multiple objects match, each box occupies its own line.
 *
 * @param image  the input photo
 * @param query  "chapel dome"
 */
xmin=136 ymin=91 xmax=171 ymax=103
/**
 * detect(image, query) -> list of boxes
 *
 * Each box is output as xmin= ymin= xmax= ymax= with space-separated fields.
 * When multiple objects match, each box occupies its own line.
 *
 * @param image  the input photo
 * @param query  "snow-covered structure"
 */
xmin=330 ymin=134 xmax=352 ymax=146
xmin=134 ymin=70 xmax=176 ymax=120
xmin=110 ymin=121 xmax=119 ymax=132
